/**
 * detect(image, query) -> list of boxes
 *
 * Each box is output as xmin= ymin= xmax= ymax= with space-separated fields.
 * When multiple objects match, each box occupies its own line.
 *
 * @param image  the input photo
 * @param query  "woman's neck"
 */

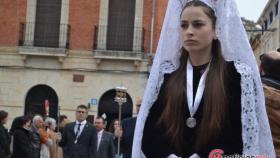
xmin=188 ymin=51 xmax=212 ymax=66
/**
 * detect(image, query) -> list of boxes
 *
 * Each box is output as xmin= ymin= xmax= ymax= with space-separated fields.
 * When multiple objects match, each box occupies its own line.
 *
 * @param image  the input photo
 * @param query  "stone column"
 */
xmin=59 ymin=0 xmax=70 ymax=48
xmin=97 ymin=0 xmax=109 ymax=50
xmin=132 ymin=0 xmax=144 ymax=52
xmin=25 ymin=0 xmax=37 ymax=46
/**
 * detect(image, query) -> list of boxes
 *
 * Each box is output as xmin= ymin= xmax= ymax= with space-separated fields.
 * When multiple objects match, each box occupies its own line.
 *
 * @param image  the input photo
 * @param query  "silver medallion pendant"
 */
xmin=186 ymin=117 xmax=196 ymax=128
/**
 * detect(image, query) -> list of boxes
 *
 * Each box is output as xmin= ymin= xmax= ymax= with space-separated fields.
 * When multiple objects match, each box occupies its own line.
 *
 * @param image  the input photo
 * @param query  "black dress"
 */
xmin=142 ymin=61 xmax=243 ymax=158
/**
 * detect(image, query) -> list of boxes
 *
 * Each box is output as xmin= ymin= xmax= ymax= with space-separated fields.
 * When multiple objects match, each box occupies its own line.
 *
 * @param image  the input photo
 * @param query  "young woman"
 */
xmin=109 ymin=119 xmax=120 ymax=154
xmin=132 ymin=0 xmax=275 ymax=157
xmin=109 ymin=119 xmax=120 ymax=135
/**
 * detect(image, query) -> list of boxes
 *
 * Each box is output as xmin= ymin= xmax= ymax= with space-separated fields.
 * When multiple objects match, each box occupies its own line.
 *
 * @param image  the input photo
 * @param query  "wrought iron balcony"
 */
xmin=93 ymin=25 xmax=145 ymax=59
xmin=18 ymin=22 xmax=70 ymax=55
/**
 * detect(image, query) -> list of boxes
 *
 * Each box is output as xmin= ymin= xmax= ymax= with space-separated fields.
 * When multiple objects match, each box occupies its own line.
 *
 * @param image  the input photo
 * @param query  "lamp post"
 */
xmin=114 ymin=86 xmax=127 ymax=158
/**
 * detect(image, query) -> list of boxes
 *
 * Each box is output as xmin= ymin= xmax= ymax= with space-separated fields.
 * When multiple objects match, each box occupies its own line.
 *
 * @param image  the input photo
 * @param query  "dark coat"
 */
xmin=59 ymin=122 xmax=97 ymax=158
xmin=121 ymin=117 xmax=137 ymax=158
xmin=0 ymin=124 xmax=10 ymax=158
xmin=11 ymin=128 xmax=33 ymax=158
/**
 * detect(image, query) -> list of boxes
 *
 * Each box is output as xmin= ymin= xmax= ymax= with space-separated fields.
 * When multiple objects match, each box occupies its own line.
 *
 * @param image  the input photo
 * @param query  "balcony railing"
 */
xmin=19 ymin=22 xmax=70 ymax=49
xmin=93 ymin=50 xmax=145 ymax=59
xmin=93 ymin=25 xmax=145 ymax=59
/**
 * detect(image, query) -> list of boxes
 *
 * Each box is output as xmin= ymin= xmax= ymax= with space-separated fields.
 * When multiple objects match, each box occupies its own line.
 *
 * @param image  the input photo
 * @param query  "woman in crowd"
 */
xmin=109 ymin=119 xmax=121 ymax=154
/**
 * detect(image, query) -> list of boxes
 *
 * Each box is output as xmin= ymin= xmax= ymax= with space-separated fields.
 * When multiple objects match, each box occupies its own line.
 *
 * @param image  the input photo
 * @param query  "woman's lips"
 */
xmin=184 ymin=40 xmax=198 ymax=45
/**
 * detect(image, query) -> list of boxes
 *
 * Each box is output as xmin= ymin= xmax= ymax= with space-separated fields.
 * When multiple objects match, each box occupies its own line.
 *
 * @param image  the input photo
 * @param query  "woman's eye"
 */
xmin=180 ymin=23 xmax=188 ymax=29
xmin=193 ymin=23 xmax=204 ymax=28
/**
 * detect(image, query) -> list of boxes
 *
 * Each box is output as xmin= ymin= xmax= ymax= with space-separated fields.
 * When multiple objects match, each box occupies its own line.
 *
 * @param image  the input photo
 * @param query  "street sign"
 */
xmin=90 ymin=98 xmax=97 ymax=105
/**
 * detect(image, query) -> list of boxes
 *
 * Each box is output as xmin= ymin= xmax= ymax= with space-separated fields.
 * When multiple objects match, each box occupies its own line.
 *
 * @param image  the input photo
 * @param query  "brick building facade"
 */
xmin=0 ymin=0 xmax=168 ymax=125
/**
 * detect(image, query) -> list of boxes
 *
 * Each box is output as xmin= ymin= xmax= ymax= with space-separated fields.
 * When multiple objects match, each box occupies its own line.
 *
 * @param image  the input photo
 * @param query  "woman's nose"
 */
xmin=184 ymin=26 xmax=194 ymax=37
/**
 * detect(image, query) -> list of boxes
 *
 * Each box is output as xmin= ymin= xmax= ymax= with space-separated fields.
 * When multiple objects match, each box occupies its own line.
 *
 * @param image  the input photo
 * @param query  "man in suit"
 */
xmin=59 ymin=105 xmax=97 ymax=158
xmin=94 ymin=116 xmax=115 ymax=158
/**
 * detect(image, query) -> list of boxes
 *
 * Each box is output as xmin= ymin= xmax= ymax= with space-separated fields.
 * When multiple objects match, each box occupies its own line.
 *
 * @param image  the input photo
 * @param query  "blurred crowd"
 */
xmin=0 ymin=112 xmax=70 ymax=158
xmin=0 ymin=98 xmax=142 ymax=158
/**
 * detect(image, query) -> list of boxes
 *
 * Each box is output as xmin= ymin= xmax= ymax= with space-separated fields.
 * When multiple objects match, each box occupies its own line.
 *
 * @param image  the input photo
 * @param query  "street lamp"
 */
xmin=114 ymin=86 xmax=127 ymax=158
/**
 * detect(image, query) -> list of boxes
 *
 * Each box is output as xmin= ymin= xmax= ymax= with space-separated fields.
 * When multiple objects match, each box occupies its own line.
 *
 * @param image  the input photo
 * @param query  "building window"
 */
xmin=276 ymin=2 xmax=279 ymax=16
xmin=107 ymin=0 xmax=136 ymax=51
xmin=269 ymin=11 xmax=273 ymax=24
xmin=264 ymin=20 xmax=268 ymax=30
xmin=34 ymin=0 xmax=62 ymax=47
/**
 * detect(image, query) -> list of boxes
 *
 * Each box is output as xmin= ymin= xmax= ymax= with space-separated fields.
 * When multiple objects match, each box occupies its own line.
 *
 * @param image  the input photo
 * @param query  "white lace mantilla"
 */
xmin=235 ymin=61 xmax=275 ymax=157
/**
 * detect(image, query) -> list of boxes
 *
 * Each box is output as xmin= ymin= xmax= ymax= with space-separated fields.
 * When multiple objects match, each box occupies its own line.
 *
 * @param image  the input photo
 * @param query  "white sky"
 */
xmin=235 ymin=0 xmax=269 ymax=22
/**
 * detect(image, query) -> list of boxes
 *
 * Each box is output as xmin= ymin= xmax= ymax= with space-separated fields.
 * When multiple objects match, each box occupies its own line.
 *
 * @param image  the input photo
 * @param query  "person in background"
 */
xmin=31 ymin=115 xmax=45 ymax=158
xmin=11 ymin=116 xmax=33 ymax=158
xmin=59 ymin=104 xmax=97 ymax=158
xmin=45 ymin=117 xmax=63 ymax=158
xmin=108 ymin=118 xmax=120 ymax=153
xmin=0 ymin=110 xmax=11 ymax=158
xmin=108 ymin=119 xmax=120 ymax=135
xmin=260 ymin=51 xmax=280 ymax=88
xmin=260 ymin=51 xmax=280 ymax=157
xmin=40 ymin=118 xmax=52 ymax=158
xmin=9 ymin=116 xmax=23 ymax=136
xmin=9 ymin=116 xmax=26 ymax=155
xmin=94 ymin=116 xmax=115 ymax=158
xmin=58 ymin=115 xmax=69 ymax=134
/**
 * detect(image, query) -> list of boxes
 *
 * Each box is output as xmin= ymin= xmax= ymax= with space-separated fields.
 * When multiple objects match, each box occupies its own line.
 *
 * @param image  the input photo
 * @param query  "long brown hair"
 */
xmin=158 ymin=1 xmax=227 ymax=153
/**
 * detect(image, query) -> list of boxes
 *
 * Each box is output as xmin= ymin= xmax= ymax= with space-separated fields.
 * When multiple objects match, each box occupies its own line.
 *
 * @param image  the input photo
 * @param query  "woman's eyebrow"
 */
xmin=180 ymin=19 xmax=206 ymax=23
